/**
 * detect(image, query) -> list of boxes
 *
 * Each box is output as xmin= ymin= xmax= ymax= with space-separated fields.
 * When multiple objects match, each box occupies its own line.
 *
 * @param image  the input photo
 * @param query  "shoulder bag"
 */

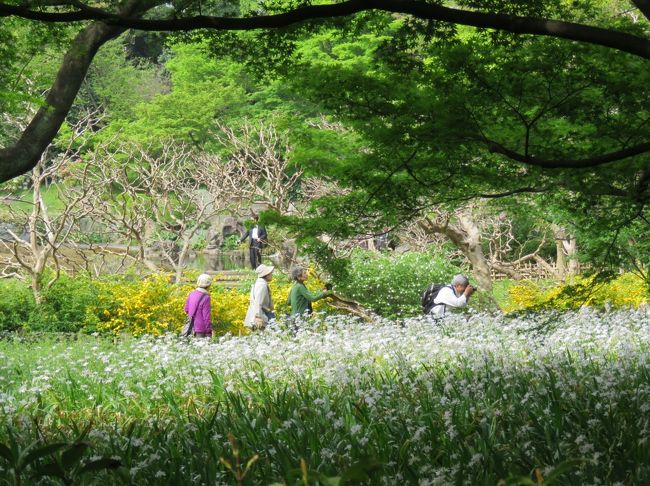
xmin=182 ymin=292 xmax=208 ymax=337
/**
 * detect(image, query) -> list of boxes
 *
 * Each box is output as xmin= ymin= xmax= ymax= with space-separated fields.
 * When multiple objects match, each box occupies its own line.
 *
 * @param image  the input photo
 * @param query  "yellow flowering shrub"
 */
xmin=88 ymin=270 xmax=335 ymax=337
xmin=606 ymin=273 xmax=650 ymax=307
xmin=503 ymin=273 xmax=649 ymax=313
xmin=210 ymin=287 xmax=250 ymax=336
xmin=92 ymin=274 xmax=190 ymax=336
xmin=307 ymin=268 xmax=331 ymax=314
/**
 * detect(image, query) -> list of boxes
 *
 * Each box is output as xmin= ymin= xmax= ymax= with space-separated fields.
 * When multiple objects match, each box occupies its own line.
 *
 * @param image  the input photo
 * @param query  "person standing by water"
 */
xmin=238 ymin=214 xmax=268 ymax=270
xmin=287 ymin=266 xmax=330 ymax=318
xmin=244 ymin=264 xmax=275 ymax=331
xmin=184 ymin=273 xmax=213 ymax=338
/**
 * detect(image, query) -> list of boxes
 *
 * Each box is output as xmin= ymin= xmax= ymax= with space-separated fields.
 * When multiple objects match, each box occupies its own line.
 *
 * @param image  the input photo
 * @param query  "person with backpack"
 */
xmin=422 ymin=274 xmax=475 ymax=317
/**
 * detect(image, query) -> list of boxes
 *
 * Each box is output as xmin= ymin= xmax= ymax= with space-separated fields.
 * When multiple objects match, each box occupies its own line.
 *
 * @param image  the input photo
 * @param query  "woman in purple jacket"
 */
xmin=184 ymin=273 xmax=213 ymax=338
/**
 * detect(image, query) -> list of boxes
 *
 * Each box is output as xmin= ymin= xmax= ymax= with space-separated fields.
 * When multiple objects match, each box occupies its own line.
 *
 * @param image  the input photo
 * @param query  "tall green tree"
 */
xmin=1 ymin=0 xmax=650 ymax=182
xmin=217 ymin=2 xmax=649 ymax=278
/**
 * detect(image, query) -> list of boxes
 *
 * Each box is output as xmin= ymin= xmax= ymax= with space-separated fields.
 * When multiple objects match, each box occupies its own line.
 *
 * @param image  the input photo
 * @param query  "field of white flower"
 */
xmin=1 ymin=309 xmax=649 ymax=485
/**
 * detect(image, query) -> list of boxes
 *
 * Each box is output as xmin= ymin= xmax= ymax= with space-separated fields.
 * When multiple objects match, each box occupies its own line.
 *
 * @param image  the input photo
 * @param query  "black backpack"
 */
xmin=421 ymin=284 xmax=448 ymax=314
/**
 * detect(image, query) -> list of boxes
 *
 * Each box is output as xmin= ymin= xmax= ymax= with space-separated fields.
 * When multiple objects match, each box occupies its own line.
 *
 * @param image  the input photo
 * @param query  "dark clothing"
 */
xmin=239 ymin=225 xmax=268 ymax=269
xmin=240 ymin=225 xmax=268 ymax=247
xmin=287 ymin=282 xmax=327 ymax=316
xmin=249 ymin=246 xmax=261 ymax=270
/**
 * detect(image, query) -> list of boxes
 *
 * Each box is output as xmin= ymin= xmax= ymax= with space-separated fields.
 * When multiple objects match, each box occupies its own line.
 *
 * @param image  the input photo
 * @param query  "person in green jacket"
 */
xmin=287 ymin=266 xmax=330 ymax=317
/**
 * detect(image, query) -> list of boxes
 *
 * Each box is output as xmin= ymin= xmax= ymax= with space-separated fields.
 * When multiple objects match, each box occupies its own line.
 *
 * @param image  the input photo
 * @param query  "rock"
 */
xmin=0 ymin=222 xmax=26 ymax=242
xmin=145 ymin=240 xmax=179 ymax=260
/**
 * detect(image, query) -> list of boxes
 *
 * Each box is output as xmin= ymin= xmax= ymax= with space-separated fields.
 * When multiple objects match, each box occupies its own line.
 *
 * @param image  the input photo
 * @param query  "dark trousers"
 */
xmin=249 ymin=245 xmax=262 ymax=269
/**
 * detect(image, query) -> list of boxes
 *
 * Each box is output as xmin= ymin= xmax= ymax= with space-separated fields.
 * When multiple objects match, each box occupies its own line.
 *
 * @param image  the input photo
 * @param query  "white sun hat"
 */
xmin=255 ymin=264 xmax=274 ymax=278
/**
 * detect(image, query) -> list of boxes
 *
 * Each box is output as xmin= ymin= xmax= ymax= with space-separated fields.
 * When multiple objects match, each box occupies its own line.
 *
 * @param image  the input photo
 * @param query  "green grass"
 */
xmin=0 ymin=184 xmax=66 ymax=218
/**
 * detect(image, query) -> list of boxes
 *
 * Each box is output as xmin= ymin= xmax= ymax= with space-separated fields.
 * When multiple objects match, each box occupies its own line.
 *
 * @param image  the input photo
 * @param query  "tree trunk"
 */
xmin=552 ymin=224 xmax=578 ymax=279
xmin=564 ymin=236 xmax=579 ymax=276
xmin=0 ymin=22 xmax=125 ymax=182
xmin=31 ymin=271 xmax=43 ymax=306
xmin=454 ymin=214 xmax=495 ymax=297
xmin=175 ymin=239 xmax=193 ymax=284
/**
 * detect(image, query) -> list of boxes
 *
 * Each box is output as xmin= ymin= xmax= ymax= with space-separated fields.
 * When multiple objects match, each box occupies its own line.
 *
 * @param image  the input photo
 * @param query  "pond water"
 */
xmin=178 ymin=250 xmax=249 ymax=271
xmin=0 ymin=244 xmax=250 ymax=275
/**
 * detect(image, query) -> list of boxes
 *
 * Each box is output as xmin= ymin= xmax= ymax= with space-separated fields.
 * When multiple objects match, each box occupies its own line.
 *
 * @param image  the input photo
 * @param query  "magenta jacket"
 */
xmin=184 ymin=289 xmax=212 ymax=333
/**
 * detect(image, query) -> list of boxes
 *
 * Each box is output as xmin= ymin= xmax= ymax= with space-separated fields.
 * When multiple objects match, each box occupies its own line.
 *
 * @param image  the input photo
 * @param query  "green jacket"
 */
xmin=287 ymin=282 xmax=327 ymax=316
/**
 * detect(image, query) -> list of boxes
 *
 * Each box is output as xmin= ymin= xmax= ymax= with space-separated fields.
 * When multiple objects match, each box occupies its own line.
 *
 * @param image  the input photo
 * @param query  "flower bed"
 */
xmin=0 ymin=309 xmax=649 ymax=484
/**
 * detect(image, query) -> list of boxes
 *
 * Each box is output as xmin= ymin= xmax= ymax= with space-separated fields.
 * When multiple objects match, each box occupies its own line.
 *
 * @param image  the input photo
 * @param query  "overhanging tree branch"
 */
xmin=1 ymin=0 xmax=650 ymax=59
xmin=2 ymin=0 xmax=650 ymax=182
xmin=0 ymin=21 xmax=124 ymax=182
xmin=487 ymin=140 xmax=650 ymax=169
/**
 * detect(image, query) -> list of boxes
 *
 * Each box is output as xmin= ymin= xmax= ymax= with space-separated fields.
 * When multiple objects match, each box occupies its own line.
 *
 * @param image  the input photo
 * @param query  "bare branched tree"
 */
xmin=482 ymin=213 xmax=555 ymax=280
xmin=413 ymin=205 xmax=568 ymax=301
xmin=216 ymin=122 xmax=303 ymax=214
xmin=76 ymin=140 xmax=158 ymax=273
xmin=399 ymin=218 xmax=450 ymax=252
xmin=81 ymin=140 xmax=250 ymax=283
xmin=417 ymin=207 xmax=496 ymax=303
xmin=0 ymin=112 xmax=101 ymax=302
xmin=299 ymin=176 xmax=351 ymax=209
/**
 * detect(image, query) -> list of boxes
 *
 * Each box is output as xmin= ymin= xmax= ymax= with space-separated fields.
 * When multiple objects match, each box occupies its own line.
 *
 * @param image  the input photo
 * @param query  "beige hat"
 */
xmin=255 ymin=264 xmax=274 ymax=278
xmin=197 ymin=273 xmax=212 ymax=288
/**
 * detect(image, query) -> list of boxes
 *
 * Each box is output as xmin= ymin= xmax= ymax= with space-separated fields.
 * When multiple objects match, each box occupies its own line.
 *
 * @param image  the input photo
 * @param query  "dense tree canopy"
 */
xmin=0 ymin=0 xmax=649 ymax=180
xmin=198 ymin=1 xmax=649 ymax=274
xmin=0 ymin=0 xmax=649 ymax=278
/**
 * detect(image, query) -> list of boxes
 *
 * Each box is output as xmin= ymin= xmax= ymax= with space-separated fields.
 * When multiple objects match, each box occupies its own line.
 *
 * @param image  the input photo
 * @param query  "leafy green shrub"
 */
xmin=0 ymin=279 xmax=35 ymax=331
xmin=221 ymin=234 xmax=241 ymax=251
xmin=27 ymin=274 xmax=99 ymax=333
xmin=334 ymin=248 xmax=466 ymax=317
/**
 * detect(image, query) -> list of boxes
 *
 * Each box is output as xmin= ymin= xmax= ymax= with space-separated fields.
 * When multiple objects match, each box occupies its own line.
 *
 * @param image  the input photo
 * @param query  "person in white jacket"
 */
xmin=431 ymin=274 xmax=475 ymax=317
xmin=244 ymin=264 xmax=275 ymax=330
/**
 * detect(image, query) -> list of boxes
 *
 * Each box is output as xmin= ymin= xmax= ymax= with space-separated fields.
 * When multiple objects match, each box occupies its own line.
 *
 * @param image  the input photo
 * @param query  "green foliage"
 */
xmin=79 ymin=39 xmax=166 ymax=121
xmin=201 ymin=3 xmax=649 ymax=277
xmin=334 ymin=248 xmax=466 ymax=317
xmin=221 ymin=234 xmax=241 ymax=251
xmin=0 ymin=423 xmax=121 ymax=485
xmin=109 ymin=42 xmax=250 ymax=147
xmin=0 ymin=279 xmax=35 ymax=332
xmin=27 ymin=274 xmax=99 ymax=333
xmin=557 ymin=201 xmax=650 ymax=283
xmin=0 ymin=19 xmax=77 ymax=142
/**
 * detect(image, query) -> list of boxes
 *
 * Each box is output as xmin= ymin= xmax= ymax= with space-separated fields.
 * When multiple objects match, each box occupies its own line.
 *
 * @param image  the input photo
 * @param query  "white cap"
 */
xmin=197 ymin=273 xmax=212 ymax=288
